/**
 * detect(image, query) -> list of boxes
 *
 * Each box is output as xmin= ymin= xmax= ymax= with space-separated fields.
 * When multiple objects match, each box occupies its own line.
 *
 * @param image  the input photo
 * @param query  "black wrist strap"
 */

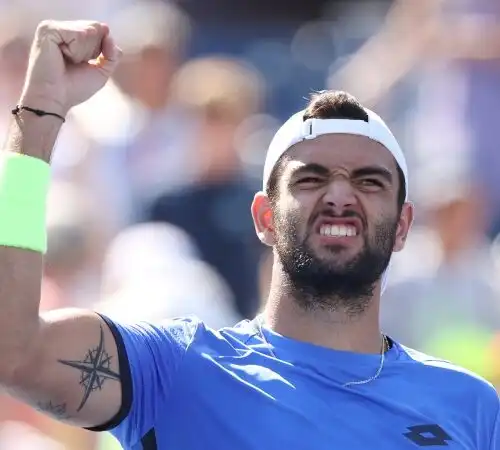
xmin=12 ymin=105 xmax=65 ymax=123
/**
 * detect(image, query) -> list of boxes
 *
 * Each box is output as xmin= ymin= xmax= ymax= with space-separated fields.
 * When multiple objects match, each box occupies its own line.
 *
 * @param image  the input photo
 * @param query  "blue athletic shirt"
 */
xmin=91 ymin=315 xmax=500 ymax=449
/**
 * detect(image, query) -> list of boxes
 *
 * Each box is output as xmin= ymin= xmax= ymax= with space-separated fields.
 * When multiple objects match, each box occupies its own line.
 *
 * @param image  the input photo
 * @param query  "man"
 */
xmin=53 ymin=0 xmax=194 ymax=233
xmin=0 ymin=20 xmax=497 ymax=450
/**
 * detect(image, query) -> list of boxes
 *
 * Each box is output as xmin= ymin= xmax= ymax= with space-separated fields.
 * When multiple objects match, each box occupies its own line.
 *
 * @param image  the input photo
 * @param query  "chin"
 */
xmin=315 ymin=244 xmax=362 ymax=260
xmin=326 ymin=260 xmax=358 ymax=273
xmin=311 ymin=254 xmax=356 ymax=273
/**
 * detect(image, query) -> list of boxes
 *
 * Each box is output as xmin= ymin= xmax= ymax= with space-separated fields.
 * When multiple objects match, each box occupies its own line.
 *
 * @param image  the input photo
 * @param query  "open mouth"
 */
xmin=319 ymin=223 xmax=357 ymax=237
xmin=314 ymin=217 xmax=363 ymax=240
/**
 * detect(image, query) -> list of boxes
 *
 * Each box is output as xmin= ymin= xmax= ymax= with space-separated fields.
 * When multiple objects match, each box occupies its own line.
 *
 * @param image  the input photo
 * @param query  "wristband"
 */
xmin=0 ymin=152 xmax=50 ymax=253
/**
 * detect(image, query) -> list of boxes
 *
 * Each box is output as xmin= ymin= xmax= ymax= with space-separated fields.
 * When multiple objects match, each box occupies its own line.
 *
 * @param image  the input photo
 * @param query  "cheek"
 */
xmin=274 ymin=203 xmax=306 ymax=236
xmin=276 ymin=188 xmax=318 ymax=231
xmin=366 ymin=205 xmax=399 ymax=233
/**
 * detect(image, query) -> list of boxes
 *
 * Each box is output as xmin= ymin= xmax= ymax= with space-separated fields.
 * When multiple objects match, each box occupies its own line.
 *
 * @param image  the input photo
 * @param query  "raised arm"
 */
xmin=0 ymin=20 xmax=124 ymax=429
xmin=328 ymin=0 xmax=500 ymax=107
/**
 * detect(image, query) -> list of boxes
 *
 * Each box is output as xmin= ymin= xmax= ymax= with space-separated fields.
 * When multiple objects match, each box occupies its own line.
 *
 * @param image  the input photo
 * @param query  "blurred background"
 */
xmin=1 ymin=0 xmax=500 ymax=448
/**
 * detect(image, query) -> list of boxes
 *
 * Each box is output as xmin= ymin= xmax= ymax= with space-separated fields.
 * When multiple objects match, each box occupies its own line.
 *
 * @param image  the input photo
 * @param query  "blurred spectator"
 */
xmin=96 ymin=223 xmax=241 ymax=329
xmin=62 ymin=0 xmax=196 ymax=230
xmin=490 ymin=332 xmax=500 ymax=389
xmin=381 ymin=167 xmax=500 ymax=382
xmin=111 ymin=0 xmax=191 ymax=112
xmin=42 ymin=181 xmax=105 ymax=310
xmin=147 ymin=56 xmax=266 ymax=319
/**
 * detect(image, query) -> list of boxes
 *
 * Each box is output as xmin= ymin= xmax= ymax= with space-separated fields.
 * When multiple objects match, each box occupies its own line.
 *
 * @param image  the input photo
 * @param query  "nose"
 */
xmin=322 ymin=178 xmax=356 ymax=212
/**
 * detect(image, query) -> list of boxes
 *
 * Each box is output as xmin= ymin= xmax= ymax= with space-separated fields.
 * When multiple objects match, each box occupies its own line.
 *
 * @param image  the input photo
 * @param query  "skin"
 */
xmin=251 ymin=133 xmax=414 ymax=354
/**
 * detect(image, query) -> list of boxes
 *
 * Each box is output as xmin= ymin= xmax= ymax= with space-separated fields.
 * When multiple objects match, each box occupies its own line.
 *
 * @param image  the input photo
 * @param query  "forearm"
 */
xmin=328 ymin=2 xmax=428 ymax=106
xmin=432 ymin=21 xmax=500 ymax=60
xmin=0 ymin=111 xmax=62 ymax=377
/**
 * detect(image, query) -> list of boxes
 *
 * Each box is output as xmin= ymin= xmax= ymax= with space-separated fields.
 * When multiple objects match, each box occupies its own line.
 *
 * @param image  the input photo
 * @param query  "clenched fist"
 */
xmin=20 ymin=20 xmax=122 ymax=117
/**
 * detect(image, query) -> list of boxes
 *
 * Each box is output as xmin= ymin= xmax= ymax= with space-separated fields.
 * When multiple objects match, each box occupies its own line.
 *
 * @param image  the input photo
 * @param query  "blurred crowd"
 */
xmin=1 ymin=0 xmax=500 ymax=448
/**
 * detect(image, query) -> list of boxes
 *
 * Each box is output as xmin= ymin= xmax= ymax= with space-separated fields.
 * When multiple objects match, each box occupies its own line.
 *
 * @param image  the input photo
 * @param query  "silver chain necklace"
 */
xmin=256 ymin=317 xmax=389 ymax=388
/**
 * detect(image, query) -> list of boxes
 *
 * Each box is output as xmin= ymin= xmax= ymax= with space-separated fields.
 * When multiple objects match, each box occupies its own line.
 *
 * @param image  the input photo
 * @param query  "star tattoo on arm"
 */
xmin=58 ymin=325 xmax=120 ymax=412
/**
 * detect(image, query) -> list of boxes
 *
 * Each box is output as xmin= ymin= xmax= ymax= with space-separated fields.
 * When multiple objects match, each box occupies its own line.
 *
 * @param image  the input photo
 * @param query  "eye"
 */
xmin=358 ymin=178 xmax=384 ymax=188
xmin=297 ymin=177 xmax=322 ymax=184
xmin=294 ymin=176 xmax=326 ymax=189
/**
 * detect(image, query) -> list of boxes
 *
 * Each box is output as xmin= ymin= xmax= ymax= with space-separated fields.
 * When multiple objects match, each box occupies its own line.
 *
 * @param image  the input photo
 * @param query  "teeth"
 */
xmin=320 ymin=224 xmax=357 ymax=237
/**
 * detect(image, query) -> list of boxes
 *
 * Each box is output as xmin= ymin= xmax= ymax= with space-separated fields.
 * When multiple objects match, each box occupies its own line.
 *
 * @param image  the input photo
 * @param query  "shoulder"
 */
xmin=113 ymin=315 xmax=258 ymax=352
xmin=186 ymin=318 xmax=260 ymax=354
xmin=398 ymin=343 xmax=499 ymax=406
xmin=104 ymin=313 xmax=255 ymax=348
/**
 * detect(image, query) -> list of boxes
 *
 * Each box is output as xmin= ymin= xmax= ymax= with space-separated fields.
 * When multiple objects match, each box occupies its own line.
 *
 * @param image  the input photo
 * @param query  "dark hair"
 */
xmin=266 ymin=90 xmax=406 ymax=209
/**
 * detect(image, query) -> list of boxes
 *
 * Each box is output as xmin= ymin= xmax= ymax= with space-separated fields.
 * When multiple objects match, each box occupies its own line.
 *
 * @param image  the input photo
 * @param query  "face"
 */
xmin=252 ymin=134 xmax=413 ymax=313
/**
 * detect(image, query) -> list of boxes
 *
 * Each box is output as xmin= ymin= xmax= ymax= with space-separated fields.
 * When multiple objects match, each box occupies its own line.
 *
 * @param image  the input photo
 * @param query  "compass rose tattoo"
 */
xmin=58 ymin=325 xmax=120 ymax=411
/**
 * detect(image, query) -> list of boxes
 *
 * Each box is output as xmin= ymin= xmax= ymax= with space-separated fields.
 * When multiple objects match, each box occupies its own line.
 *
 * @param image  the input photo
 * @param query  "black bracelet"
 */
xmin=12 ymin=105 xmax=65 ymax=123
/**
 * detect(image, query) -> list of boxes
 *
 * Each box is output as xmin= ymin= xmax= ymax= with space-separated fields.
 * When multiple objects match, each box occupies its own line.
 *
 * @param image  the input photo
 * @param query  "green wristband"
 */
xmin=0 ymin=152 xmax=50 ymax=253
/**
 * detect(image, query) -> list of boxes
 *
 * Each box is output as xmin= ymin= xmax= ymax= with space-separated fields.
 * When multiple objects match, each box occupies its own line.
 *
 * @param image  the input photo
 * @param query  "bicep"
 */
xmin=6 ymin=308 xmax=124 ymax=429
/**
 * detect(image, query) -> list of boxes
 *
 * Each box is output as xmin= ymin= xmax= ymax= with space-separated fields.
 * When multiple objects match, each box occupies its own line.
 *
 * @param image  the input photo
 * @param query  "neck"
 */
xmin=263 ymin=270 xmax=383 ymax=354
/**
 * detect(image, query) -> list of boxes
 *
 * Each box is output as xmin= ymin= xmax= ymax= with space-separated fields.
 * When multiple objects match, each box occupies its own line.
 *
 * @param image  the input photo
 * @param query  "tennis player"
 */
xmin=0 ymin=20 xmax=498 ymax=450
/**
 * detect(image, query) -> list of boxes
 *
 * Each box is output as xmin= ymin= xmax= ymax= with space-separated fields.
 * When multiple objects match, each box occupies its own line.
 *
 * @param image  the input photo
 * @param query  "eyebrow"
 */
xmin=290 ymin=163 xmax=393 ymax=183
xmin=290 ymin=163 xmax=331 ymax=178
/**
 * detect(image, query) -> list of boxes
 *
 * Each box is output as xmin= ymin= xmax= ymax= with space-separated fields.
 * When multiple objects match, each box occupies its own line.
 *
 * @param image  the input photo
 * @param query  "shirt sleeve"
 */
xmin=491 ymin=397 xmax=500 ymax=450
xmin=86 ymin=313 xmax=200 ymax=448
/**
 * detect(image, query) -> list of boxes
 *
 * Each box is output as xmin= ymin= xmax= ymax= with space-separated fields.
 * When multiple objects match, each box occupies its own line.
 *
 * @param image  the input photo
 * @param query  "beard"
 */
xmin=274 ymin=209 xmax=398 ymax=316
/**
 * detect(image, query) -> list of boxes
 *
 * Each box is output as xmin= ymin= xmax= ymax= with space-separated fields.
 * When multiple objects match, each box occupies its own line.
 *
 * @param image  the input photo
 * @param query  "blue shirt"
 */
xmin=96 ymin=315 xmax=499 ymax=449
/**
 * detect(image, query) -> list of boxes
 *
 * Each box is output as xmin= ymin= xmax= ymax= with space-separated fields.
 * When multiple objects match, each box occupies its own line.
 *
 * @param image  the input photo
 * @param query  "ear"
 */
xmin=251 ymin=192 xmax=276 ymax=247
xmin=393 ymin=202 xmax=414 ymax=252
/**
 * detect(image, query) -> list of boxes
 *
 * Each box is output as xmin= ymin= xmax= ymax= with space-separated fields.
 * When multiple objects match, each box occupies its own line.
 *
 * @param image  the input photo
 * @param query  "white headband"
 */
xmin=262 ymin=107 xmax=408 ymax=294
xmin=263 ymin=108 xmax=408 ymax=196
